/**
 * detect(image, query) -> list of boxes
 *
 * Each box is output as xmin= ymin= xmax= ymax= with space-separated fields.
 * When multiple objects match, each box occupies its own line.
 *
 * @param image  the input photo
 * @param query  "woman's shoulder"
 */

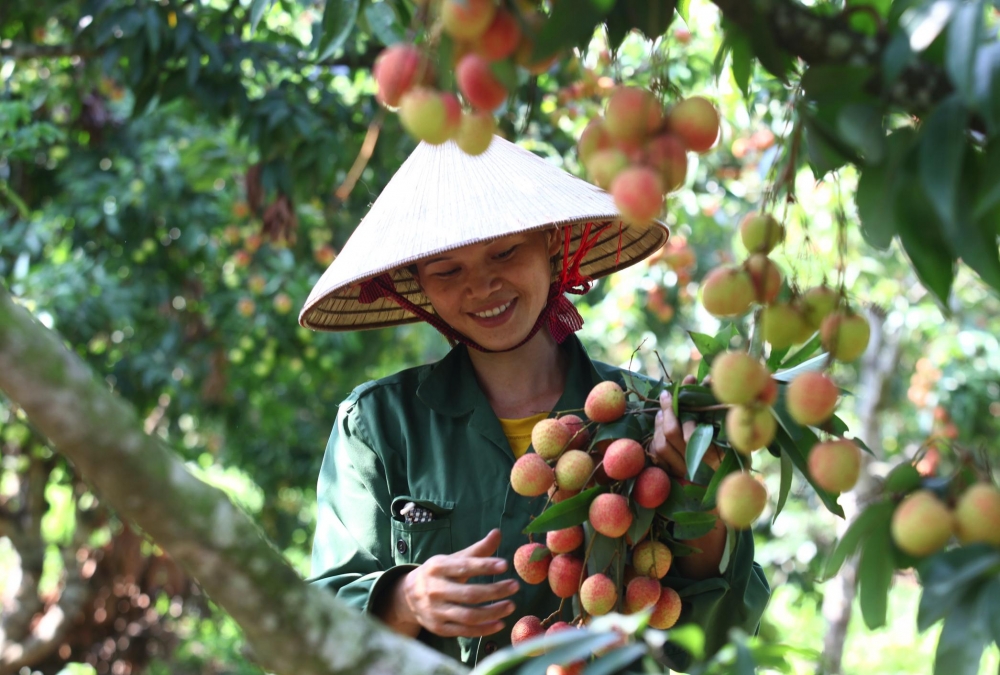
xmin=340 ymin=362 xmax=434 ymax=411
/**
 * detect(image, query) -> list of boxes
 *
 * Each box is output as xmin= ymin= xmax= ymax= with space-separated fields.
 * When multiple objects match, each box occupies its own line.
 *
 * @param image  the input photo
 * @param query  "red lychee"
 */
xmin=604 ymin=86 xmax=663 ymax=145
xmin=476 ymin=9 xmax=520 ymax=61
xmin=744 ymin=253 xmax=782 ymax=304
xmin=610 ymin=166 xmax=664 ymax=226
xmin=513 ymin=542 xmax=551 ymax=584
xmin=546 ymin=525 xmax=585 ymax=554
xmin=954 ymin=483 xmax=1000 ymax=546
xmin=546 ymin=621 xmax=574 ymax=635
xmin=700 ymin=265 xmax=754 ymax=317
xmin=787 ymin=371 xmax=839 ymax=426
xmin=585 ymin=381 xmax=626 ymax=423
xmin=398 ymin=87 xmax=453 ymax=145
xmin=644 ymin=133 xmax=688 ymax=192
xmin=548 ymin=554 xmax=584 ymax=598
xmin=555 ymin=450 xmax=594 ymax=491
xmin=808 ymin=440 xmax=862 ymax=493
xmin=603 ymin=438 xmax=646 ymax=480
xmin=440 ymin=0 xmax=496 ymax=39
xmin=625 ymin=576 xmax=662 ymax=613
xmin=374 ymin=44 xmax=428 ymax=107
xmin=580 ymin=573 xmax=617 ymax=616
xmin=511 ymin=615 xmax=545 ymax=645
xmin=649 ymin=586 xmax=682 ymax=629
xmin=633 ymin=466 xmax=671 ymax=509
xmin=510 ymin=453 xmax=555 ymax=496
xmin=666 ymin=96 xmax=720 ymax=153
xmin=532 ymin=418 xmax=573 ymax=461
xmin=630 ymin=540 xmax=672 ymax=578
xmin=717 ymin=472 xmax=767 ymax=529
xmin=456 ymin=53 xmax=508 ymax=112
xmin=588 ymin=493 xmax=633 ymax=538
xmin=890 ymin=489 xmax=953 ymax=557
xmin=558 ymin=414 xmax=589 ymax=450
xmin=710 ymin=351 xmax=770 ymax=405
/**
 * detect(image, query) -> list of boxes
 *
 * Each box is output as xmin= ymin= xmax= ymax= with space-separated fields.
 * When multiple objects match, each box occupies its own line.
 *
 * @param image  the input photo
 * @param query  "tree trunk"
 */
xmin=819 ymin=307 xmax=900 ymax=674
xmin=0 ymin=285 xmax=466 ymax=675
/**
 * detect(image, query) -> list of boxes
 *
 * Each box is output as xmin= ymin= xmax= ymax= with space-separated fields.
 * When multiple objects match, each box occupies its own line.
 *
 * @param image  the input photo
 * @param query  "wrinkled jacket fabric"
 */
xmin=308 ymin=335 xmax=770 ymax=669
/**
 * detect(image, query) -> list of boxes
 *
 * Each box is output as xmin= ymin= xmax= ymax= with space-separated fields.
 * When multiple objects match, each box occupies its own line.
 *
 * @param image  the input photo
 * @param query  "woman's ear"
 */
xmin=546 ymin=228 xmax=563 ymax=256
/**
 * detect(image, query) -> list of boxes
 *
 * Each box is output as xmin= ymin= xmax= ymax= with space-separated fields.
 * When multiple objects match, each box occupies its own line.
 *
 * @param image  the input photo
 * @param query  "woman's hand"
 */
xmin=381 ymin=528 xmax=520 ymax=638
xmin=650 ymin=376 xmax=724 ymax=479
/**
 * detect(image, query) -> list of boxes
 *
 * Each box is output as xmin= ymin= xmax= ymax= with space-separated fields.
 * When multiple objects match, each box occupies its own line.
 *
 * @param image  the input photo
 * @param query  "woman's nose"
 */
xmin=467 ymin=266 xmax=502 ymax=298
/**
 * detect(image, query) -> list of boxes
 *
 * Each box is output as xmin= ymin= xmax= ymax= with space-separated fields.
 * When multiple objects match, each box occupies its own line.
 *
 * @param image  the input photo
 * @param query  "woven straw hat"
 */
xmin=299 ymin=135 xmax=669 ymax=331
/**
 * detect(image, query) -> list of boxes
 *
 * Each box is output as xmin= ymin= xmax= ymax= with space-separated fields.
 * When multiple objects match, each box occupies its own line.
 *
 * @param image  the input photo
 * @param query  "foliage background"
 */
xmin=2 ymin=0 xmax=1000 ymax=673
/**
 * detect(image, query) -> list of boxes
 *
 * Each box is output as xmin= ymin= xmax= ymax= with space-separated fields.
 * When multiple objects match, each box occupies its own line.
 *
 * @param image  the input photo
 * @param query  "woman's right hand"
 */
xmin=381 ymin=528 xmax=520 ymax=638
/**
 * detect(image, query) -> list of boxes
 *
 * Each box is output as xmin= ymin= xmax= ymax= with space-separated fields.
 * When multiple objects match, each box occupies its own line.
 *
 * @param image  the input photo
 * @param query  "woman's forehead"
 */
xmin=421 ymin=232 xmax=545 ymax=264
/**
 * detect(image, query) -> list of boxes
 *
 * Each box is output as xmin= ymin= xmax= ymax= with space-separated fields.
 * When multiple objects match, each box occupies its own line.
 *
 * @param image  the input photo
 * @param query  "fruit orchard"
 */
xmin=2 ymin=1 xmax=1000 ymax=675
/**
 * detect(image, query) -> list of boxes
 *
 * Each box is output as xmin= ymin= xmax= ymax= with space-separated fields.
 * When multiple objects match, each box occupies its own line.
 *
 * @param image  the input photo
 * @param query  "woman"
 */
xmin=300 ymin=136 xmax=769 ymax=669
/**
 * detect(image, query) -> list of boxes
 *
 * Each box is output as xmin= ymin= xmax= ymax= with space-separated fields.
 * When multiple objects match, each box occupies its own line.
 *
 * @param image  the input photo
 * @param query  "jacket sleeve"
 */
xmin=307 ymin=395 xmax=416 ymax=613
xmin=662 ymin=528 xmax=771 ymax=671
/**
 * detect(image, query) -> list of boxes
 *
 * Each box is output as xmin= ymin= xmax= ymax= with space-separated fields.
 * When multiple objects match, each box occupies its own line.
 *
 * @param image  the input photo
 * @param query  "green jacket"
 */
xmin=309 ymin=335 xmax=770 ymax=669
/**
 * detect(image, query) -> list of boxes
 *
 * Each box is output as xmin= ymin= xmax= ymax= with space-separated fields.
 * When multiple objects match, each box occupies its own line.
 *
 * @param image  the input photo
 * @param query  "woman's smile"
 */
xmin=468 ymin=298 xmax=518 ymax=327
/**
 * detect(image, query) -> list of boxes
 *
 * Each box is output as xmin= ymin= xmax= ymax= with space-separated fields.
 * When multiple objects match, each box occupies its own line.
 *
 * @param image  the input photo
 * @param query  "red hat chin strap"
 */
xmin=357 ymin=222 xmax=618 ymax=353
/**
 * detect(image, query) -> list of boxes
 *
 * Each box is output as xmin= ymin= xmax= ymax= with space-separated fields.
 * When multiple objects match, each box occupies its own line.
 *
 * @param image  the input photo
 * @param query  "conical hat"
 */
xmin=299 ymin=135 xmax=668 ymax=331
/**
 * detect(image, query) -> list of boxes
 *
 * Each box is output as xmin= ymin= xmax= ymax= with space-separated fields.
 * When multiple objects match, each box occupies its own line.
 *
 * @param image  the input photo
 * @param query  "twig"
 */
xmin=334 ymin=110 xmax=386 ymax=203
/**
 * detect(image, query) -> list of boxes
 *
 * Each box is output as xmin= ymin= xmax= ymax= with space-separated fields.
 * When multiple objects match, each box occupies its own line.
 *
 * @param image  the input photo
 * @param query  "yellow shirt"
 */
xmin=498 ymin=412 xmax=550 ymax=459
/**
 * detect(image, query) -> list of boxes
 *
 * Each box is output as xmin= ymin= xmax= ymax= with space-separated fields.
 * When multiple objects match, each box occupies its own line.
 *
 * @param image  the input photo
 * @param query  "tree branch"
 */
xmin=710 ymin=0 xmax=954 ymax=113
xmin=0 ymin=285 xmax=466 ymax=675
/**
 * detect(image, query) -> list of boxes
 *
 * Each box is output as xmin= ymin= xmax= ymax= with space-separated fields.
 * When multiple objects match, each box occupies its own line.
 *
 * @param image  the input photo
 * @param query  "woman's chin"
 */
xmin=462 ymin=320 xmax=536 ymax=352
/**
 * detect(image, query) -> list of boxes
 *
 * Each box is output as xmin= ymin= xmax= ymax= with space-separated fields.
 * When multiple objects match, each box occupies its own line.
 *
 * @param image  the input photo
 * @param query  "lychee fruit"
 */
xmin=648 ymin=586 xmax=682 ymax=629
xmin=717 ymin=472 xmax=767 ymax=529
xmin=821 ymin=310 xmax=871 ymax=363
xmin=454 ymin=111 xmax=495 ymax=156
xmin=550 ymin=487 xmax=580 ymax=503
xmin=725 ymin=405 xmax=776 ymax=454
xmin=710 ymin=351 xmax=770 ymax=405
xmin=455 ymin=53 xmax=508 ymax=112
xmin=558 ymin=414 xmax=589 ymax=450
xmin=548 ymin=554 xmax=584 ymax=598
xmin=700 ymin=265 xmax=754 ymax=317
xmin=374 ymin=44 xmax=428 ymax=107
xmin=890 ymin=489 xmax=953 ymax=557
xmin=744 ymin=253 xmax=782 ymax=304
xmin=603 ymin=438 xmax=647 ymax=480
xmin=555 ymin=450 xmax=594 ymax=491
xmin=440 ymin=0 xmax=496 ymax=39
xmin=546 ymin=621 xmax=574 ymax=635
xmin=758 ymin=377 xmax=778 ymax=406
xmin=634 ymin=466 xmax=671 ymax=509
xmin=585 ymin=148 xmax=629 ymax=189
xmin=513 ymin=543 xmax=551 ymax=584
xmin=511 ymin=615 xmax=544 ymax=644
xmin=625 ymin=576 xmax=662 ymax=613
xmin=532 ymin=418 xmax=573 ymax=461
xmin=578 ymin=118 xmax=612 ymax=165
xmin=808 ymin=440 xmax=862 ymax=493
xmin=510 ymin=453 xmax=555 ymax=496
xmin=610 ymin=166 xmax=664 ymax=226
xmin=588 ymin=493 xmax=633 ymax=538
xmin=644 ymin=133 xmax=688 ymax=192
xmin=585 ymin=381 xmax=626 ymax=423
xmin=604 ymin=86 xmax=663 ymax=146
xmin=630 ymin=540 xmax=672 ymax=578
xmin=739 ymin=212 xmax=785 ymax=254
xmin=398 ymin=88 xmax=452 ymax=145
xmin=801 ymin=285 xmax=840 ymax=331
xmin=476 ymin=9 xmax=520 ymax=61
xmin=546 ymin=525 xmax=585 ymax=554
xmin=787 ymin=371 xmax=839 ymax=426
xmin=762 ymin=302 xmax=808 ymax=350
xmin=580 ymin=573 xmax=618 ymax=615
xmin=954 ymin=483 xmax=1000 ymax=546
xmin=666 ymin=96 xmax=720 ymax=153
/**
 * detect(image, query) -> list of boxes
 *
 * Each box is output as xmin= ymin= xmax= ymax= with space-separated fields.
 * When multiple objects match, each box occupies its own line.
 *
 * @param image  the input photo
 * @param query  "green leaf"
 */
xmin=676 ymin=384 xmax=718 ymax=411
xmin=973 ymin=142 xmax=1000 ymax=219
xmin=985 ymin=578 xmax=1000 ymax=646
xmin=947 ymin=150 xmax=1000 ymax=293
xmin=144 ymin=8 xmax=161 ymax=55
xmin=658 ymin=478 xmax=703 ymax=518
xmin=734 ymin=641 xmax=756 ymax=675
xmin=317 ymin=0 xmax=361 ymax=61
xmin=524 ymin=487 xmax=603 ymax=534
xmin=822 ymin=500 xmax=895 ymax=579
xmin=517 ymin=633 xmax=623 ymax=675
xmin=773 ymin=447 xmax=793 ymax=523
xmin=882 ymin=31 xmax=914 ymax=85
xmin=529 ymin=546 xmax=551 ymax=563
xmin=585 ymin=525 xmax=620 ymax=574
xmin=627 ymin=505 xmax=655 ymax=546
xmin=687 ymin=331 xmax=728 ymax=361
xmin=804 ymin=118 xmax=851 ymax=177
xmin=772 ymin=353 xmax=827 ymax=382
xmin=902 ymin=0 xmax=958 ymax=52
xmin=702 ymin=448 xmax=740 ymax=509
xmin=580 ymin=644 xmax=646 ymax=675
xmin=973 ymin=42 xmax=1000 ymax=134
xmin=944 ymin=0 xmax=984 ymax=105
xmin=896 ymin=171 xmax=957 ymax=308
xmin=672 ymin=511 xmax=718 ymax=540
xmin=933 ymin=593 xmax=991 ymax=675
xmin=665 ymin=624 xmax=705 ymax=660
xmin=858 ymin=529 xmax=895 ymax=629
xmin=730 ymin=32 xmax=754 ymax=100
xmin=685 ymin=425 xmax=715 ymax=482
xmin=591 ymin=414 xmax=645 ymax=446
xmin=777 ymin=334 xmax=823 ymax=370
xmin=800 ymin=65 xmax=874 ymax=105
xmin=475 ymin=629 xmax=608 ymax=675
xmin=765 ymin=345 xmax=791 ymax=371
xmin=364 ymin=1 xmax=404 ymax=46
xmin=883 ymin=464 xmax=922 ymax=493
xmin=837 ymin=103 xmax=886 ymax=164
xmin=917 ymin=546 xmax=1000 ymax=631
xmin=919 ymin=95 xmax=968 ymax=228
xmin=533 ymin=0 xmax=610 ymax=61
xmin=250 ymin=0 xmax=273 ymax=34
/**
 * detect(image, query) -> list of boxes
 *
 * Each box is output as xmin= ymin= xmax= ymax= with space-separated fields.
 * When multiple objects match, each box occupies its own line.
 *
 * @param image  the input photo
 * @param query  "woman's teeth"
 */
xmin=474 ymin=300 xmax=512 ymax=318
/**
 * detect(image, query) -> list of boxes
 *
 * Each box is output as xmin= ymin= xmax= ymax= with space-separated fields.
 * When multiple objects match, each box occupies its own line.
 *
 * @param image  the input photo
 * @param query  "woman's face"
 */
xmin=415 ymin=230 xmax=561 ymax=351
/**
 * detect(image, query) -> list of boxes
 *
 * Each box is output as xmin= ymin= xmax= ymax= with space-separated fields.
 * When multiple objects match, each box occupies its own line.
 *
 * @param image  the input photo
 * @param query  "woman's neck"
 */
xmin=467 ymin=330 xmax=569 ymax=419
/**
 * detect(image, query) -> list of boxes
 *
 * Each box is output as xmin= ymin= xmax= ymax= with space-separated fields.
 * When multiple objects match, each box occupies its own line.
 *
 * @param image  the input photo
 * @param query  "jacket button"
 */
xmin=483 ymin=641 xmax=498 ymax=655
xmin=396 ymin=538 xmax=407 ymax=555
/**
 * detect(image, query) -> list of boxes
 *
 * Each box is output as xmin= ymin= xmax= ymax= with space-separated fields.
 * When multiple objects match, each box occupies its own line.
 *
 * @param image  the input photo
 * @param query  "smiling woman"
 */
xmin=301 ymin=136 xmax=769 ymax=669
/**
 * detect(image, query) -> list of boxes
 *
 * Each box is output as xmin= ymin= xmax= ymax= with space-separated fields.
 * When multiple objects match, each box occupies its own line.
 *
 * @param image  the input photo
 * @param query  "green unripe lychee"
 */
xmin=954 ymin=483 xmax=1000 ymax=546
xmin=740 ymin=212 xmax=785 ymax=254
xmin=725 ymin=405 xmax=776 ymax=454
xmin=808 ymin=440 xmax=861 ymax=493
xmin=890 ymin=489 xmax=953 ymax=557
xmin=630 ymin=540 xmax=672 ymax=578
xmin=762 ymin=302 xmax=808 ymax=350
xmin=531 ymin=418 xmax=572 ymax=461
xmin=700 ymin=265 xmax=754 ymax=317
xmin=717 ymin=472 xmax=767 ymax=529
xmin=710 ymin=351 xmax=770 ymax=405
xmin=801 ymin=285 xmax=839 ymax=331
xmin=821 ymin=310 xmax=871 ymax=363
xmin=554 ymin=450 xmax=594 ymax=491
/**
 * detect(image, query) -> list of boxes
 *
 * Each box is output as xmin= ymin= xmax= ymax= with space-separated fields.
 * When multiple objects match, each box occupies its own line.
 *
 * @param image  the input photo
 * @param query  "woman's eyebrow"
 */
xmin=423 ymin=255 xmax=453 ymax=266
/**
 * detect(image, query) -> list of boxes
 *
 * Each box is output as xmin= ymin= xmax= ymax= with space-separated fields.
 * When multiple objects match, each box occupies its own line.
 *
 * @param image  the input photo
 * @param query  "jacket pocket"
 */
xmin=389 ymin=496 xmax=455 ymax=565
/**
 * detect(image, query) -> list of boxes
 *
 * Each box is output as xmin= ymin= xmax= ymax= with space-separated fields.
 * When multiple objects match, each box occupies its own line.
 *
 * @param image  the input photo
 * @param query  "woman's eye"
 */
xmin=495 ymin=246 xmax=517 ymax=260
xmin=434 ymin=268 xmax=460 ymax=278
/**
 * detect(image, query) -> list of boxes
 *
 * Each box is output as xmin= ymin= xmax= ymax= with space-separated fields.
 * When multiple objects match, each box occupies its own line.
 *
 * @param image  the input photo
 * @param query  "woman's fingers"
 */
xmin=435 ymin=598 xmax=517 ymax=627
xmin=651 ymin=392 xmax=687 ymax=477
xmin=428 ymin=554 xmax=507 ymax=580
xmin=430 ymin=577 xmax=519 ymax=605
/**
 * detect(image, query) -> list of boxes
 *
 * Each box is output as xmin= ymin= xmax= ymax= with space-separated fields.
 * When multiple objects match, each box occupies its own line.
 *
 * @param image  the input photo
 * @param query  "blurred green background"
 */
xmin=2 ymin=0 xmax=1000 ymax=673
